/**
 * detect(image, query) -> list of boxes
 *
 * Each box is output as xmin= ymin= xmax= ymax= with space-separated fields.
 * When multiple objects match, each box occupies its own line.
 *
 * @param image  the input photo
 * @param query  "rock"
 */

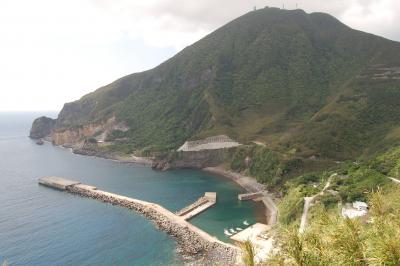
xmin=29 ymin=116 xmax=56 ymax=139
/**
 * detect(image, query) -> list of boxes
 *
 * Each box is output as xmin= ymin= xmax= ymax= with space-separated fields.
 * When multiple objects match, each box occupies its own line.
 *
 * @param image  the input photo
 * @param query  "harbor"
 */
xmin=38 ymin=176 xmax=240 ymax=264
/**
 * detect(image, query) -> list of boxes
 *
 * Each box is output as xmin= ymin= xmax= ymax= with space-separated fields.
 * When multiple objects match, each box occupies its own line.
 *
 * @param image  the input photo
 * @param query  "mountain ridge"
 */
xmin=31 ymin=7 xmax=400 ymax=160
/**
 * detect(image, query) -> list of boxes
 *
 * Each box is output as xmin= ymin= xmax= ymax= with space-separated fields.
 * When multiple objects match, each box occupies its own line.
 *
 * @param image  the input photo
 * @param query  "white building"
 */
xmin=341 ymin=201 xmax=368 ymax=219
xmin=353 ymin=201 xmax=368 ymax=211
xmin=342 ymin=208 xmax=367 ymax=219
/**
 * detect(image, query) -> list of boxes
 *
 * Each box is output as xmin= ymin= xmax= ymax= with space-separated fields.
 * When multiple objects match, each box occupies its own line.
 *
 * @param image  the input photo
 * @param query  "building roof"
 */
xmin=230 ymin=223 xmax=269 ymax=243
xmin=353 ymin=201 xmax=368 ymax=208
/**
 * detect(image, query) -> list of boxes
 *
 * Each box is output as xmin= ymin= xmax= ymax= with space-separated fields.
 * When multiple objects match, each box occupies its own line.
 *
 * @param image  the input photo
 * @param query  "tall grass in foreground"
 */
xmin=267 ymin=186 xmax=400 ymax=265
xmin=241 ymin=240 xmax=256 ymax=266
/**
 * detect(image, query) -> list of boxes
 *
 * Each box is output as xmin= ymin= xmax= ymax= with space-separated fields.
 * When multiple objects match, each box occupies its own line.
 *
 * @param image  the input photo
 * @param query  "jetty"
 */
xmin=39 ymin=176 xmax=81 ymax=190
xmin=38 ymin=177 xmax=239 ymax=264
xmin=176 ymin=192 xmax=217 ymax=220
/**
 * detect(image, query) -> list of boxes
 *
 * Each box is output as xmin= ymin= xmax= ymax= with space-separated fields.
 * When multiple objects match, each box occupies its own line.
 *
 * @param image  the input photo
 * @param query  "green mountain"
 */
xmin=32 ymin=7 xmax=400 ymax=160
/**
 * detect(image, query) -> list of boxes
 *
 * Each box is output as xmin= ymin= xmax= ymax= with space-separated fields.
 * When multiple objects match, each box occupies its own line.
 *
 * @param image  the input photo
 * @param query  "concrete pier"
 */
xmin=178 ymin=192 xmax=217 ymax=220
xmin=39 ymin=176 xmax=81 ymax=190
xmin=38 ymin=177 xmax=239 ymax=264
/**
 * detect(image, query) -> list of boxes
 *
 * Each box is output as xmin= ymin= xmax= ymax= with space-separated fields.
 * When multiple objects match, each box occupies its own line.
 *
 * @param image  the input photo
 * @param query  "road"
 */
xmin=299 ymin=178 xmax=331 ymax=233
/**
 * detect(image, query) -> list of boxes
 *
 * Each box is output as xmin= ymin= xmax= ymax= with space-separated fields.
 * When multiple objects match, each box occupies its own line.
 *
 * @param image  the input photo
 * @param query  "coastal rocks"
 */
xmin=29 ymin=116 xmax=56 ymax=139
xmin=66 ymin=186 xmax=239 ymax=265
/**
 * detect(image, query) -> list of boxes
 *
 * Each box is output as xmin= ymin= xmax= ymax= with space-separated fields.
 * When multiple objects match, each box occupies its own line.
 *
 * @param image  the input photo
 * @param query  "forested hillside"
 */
xmin=33 ymin=7 xmax=400 ymax=159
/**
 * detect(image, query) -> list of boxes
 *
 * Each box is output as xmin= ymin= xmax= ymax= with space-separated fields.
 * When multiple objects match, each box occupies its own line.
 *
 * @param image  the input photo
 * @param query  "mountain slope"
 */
xmin=33 ymin=7 xmax=400 ymax=159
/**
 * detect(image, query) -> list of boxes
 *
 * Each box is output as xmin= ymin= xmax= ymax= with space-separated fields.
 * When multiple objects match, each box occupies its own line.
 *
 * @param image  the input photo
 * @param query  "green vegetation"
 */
xmin=241 ymin=240 xmax=256 ymax=266
xmin=330 ymin=164 xmax=389 ymax=202
xmin=230 ymin=144 xmax=310 ymax=189
xmin=231 ymin=145 xmax=281 ymax=185
xmin=278 ymin=187 xmax=304 ymax=225
xmin=86 ymin=137 xmax=97 ymax=144
xmin=269 ymin=186 xmax=400 ymax=265
xmin=371 ymin=146 xmax=400 ymax=177
xmin=47 ymin=7 xmax=400 ymax=160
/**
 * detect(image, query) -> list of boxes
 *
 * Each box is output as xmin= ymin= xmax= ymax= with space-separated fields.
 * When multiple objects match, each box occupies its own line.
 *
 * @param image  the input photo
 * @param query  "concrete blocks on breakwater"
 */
xmin=38 ymin=177 xmax=239 ymax=265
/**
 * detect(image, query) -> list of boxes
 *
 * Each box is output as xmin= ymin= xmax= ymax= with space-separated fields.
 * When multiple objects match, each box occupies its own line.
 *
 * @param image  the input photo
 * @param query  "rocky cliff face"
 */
xmin=152 ymin=149 xmax=235 ymax=170
xmin=30 ymin=114 xmax=129 ymax=147
xmin=29 ymin=116 xmax=56 ymax=139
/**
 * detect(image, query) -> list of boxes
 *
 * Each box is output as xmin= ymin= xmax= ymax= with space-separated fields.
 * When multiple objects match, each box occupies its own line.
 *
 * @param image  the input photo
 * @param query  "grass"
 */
xmin=269 ymin=186 xmax=400 ymax=265
xmin=241 ymin=240 xmax=256 ymax=266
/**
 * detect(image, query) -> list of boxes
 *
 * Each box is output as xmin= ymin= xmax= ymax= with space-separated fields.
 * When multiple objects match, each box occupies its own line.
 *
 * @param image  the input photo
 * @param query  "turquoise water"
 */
xmin=0 ymin=112 xmax=263 ymax=265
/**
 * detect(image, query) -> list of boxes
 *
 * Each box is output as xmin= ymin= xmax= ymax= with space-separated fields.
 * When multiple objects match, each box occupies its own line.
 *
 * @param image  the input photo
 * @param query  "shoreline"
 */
xmin=202 ymin=166 xmax=278 ymax=226
xmin=71 ymin=142 xmax=278 ymax=225
xmin=50 ymin=141 xmax=278 ymax=225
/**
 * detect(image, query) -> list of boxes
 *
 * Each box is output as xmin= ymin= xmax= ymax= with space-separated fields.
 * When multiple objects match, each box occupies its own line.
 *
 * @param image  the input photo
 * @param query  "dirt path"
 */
xmin=299 ymin=178 xmax=331 ymax=233
xmin=389 ymin=177 xmax=400 ymax=184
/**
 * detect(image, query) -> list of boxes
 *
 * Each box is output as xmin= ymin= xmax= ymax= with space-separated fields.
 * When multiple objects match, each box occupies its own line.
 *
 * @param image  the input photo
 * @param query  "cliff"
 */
xmin=29 ymin=116 xmax=56 ymax=139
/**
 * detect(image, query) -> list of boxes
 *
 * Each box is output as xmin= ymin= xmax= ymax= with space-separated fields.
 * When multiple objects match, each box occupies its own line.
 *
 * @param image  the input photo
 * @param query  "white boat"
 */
xmin=229 ymin=228 xmax=237 ymax=234
xmin=224 ymin=229 xmax=232 ymax=236
xmin=236 ymin=227 xmax=243 ymax=231
xmin=243 ymin=220 xmax=249 ymax=226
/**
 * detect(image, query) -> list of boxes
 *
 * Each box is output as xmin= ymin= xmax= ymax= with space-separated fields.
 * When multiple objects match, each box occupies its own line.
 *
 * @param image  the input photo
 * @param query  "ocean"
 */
xmin=0 ymin=112 xmax=263 ymax=265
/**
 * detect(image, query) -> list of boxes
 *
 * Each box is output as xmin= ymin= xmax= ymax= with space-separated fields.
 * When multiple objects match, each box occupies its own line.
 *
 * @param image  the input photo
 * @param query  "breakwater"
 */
xmin=39 ymin=177 xmax=239 ymax=265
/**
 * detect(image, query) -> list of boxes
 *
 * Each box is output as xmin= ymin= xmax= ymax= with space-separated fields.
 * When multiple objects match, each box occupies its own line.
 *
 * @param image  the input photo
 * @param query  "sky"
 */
xmin=0 ymin=0 xmax=400 ymax=111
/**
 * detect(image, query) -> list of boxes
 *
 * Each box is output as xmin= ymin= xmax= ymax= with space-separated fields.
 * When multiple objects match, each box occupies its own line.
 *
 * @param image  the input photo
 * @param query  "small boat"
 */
xmin=236 ymin=227 xmax=243 ymax=231
xmin=224 ymin=229 xmax=232 ymax=236
xmin=229 ymin=228 xmax=237 ymax=234
xmin=36 ymin=139 xmax=44 ymax=145
xmin=243 ymin=220 xmax=249 ymax=226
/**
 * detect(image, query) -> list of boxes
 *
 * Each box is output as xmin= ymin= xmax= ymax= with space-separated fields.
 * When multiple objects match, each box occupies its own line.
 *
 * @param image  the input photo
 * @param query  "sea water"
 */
xmin=0 ymin=112 xmax=263 ymax=266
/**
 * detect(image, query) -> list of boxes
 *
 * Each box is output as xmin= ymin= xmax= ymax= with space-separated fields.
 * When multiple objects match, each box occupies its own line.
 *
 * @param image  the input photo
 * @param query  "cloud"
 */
xmin=341 ymin=0 xmax=400 ymax=40
xmin=0 ymin=0 xmax=399 ymax=111
xmin=92 ymin=0 xmax=400 ymax=48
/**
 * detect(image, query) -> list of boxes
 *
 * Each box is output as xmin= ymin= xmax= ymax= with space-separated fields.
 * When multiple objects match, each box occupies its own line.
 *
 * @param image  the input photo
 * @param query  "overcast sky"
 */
xmin=1 ymin=0 xmax=399 ymax=111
